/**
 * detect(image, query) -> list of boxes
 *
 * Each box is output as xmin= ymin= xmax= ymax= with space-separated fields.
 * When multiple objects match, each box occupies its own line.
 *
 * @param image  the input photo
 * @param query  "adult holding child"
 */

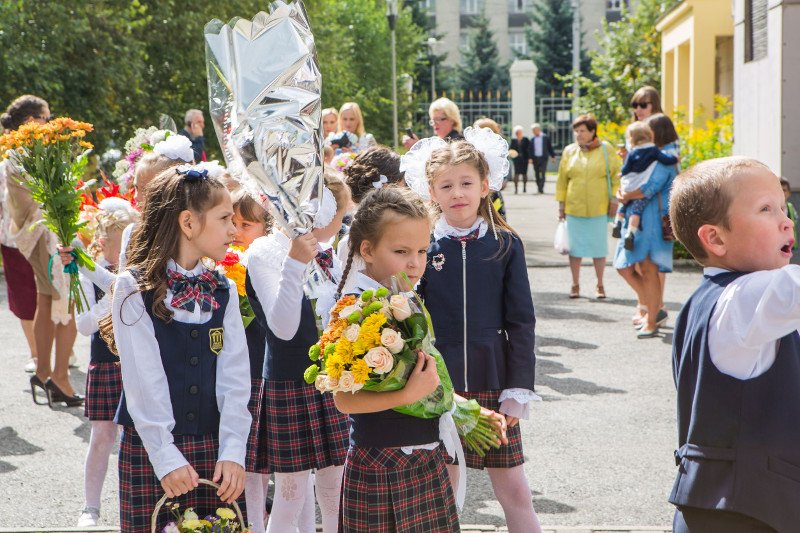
xmin=556 ymin=114 xmax=621 ymax=299
xmin=614 ymin=114 xmax=680 ymax=338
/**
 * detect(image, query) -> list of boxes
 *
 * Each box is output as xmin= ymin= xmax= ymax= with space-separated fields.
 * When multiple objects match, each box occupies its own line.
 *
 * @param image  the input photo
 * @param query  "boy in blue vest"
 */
xmin=668 ymin=157 xmax=800 ymax=532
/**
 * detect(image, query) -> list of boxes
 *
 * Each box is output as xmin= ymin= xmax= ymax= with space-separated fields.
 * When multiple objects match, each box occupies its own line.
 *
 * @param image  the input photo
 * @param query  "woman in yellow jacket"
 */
xmin=556 ymin=114 xmax=621 ymax=299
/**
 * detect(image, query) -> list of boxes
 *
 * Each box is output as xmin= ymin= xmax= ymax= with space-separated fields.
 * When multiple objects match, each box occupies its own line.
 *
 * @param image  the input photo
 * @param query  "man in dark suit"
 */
xmin=529 ymin=123 xmax=556 ymax=194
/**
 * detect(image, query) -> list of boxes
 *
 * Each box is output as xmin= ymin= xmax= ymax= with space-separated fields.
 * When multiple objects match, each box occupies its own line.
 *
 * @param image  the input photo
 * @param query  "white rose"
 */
xmin=338 ymin=304 xmax=362 ymax=319
xmin=338 ymin=371 xmax=356 ymax=392
xmin=380 ymin=301 xmax=393 ymax=320
xmin=390 ymin=294 xmax=412 ymax=321
xmin=343 ymin=324 xmax=361 ymax=342
xmin=380 ymin=328 xmax=405 ymax=354
xmin=315 ymin=374 xmax=328 ymax=393
xmin=364 ymin=346 xmax=395 ymax=374
xmin=326 ymin=376 xmax=340 ymax=392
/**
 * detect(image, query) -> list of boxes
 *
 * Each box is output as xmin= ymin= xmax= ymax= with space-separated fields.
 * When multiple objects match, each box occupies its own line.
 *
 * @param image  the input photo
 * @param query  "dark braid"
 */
xmin=336 ymin=246 xmax=357 ymax=298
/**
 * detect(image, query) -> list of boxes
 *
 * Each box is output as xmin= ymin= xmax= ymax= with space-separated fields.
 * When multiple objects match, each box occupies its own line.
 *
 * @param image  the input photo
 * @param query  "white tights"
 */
xmin=265 ymin=466 xmax=343 ymax=533
xmin=245 ymin=472 xmax=271 ymax=533
xmin=446 ymin=464 xmax=541 ymax=533
xmin=83 ymin=421 xmax=118 ymax=511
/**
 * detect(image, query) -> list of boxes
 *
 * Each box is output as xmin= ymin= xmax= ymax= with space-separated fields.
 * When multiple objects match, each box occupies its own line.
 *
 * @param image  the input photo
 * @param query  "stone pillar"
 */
xmin=510 ymin=60 xmax=537 ymax=130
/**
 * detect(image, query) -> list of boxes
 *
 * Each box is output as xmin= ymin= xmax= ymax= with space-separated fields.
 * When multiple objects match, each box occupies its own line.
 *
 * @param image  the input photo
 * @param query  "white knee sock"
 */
xmin=297 ymin=471 xmax=316 ymax=533
xmin=265 ymin=470 xmax=311 ymax=533
xmin=487 ymin=466 xmax=541 ymax=533
xmin=245 ymin=472 xmax=267 ymax=533
xmin=83 ymin=421 xmax=118 ymax=510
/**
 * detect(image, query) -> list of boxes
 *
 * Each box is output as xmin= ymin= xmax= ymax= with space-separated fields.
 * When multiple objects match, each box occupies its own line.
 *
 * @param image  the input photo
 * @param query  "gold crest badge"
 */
xmin=209 ymin=327 xmax=224 ymax=355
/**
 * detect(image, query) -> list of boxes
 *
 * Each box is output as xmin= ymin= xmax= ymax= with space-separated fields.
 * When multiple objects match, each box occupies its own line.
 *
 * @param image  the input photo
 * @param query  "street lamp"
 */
xmin=426 ymin=36 xmax=438 ymax=99
xmin=387 ymin=0 xmax=399 ymax=150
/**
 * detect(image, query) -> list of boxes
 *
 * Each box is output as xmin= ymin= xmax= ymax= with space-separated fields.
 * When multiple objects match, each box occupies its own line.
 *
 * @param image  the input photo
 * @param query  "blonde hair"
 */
xmin=426 ymin=141 xmax=518 ymax=244
xmin=670 ymin=157 xmax=770 ymax=263
xmin=474 ymin=117 xmax=500 ymax=134
xmin=322 ymin=107 xmax=339 ymax=121
xmin=134 ymin=153 xmax=180 ymax=197
xmin=324 ymin=170 xmax=352 ymax=217
xmin=338 ymin=102 xmax=366 ymax=137
xmin=87 ymin=209 xmax=139 ymax=261
xmin=429 ymin=98 xmax=462 ymax=133
xmin=626 ymin=121 xmax=654 ymax=147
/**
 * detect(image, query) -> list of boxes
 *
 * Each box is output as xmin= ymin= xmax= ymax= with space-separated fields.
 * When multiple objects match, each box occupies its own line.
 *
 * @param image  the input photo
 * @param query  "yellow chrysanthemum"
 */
xmin=350 ymin=358 xmax=371 ymax=384
xmin=352 ymin=313 xmax=386 ymax=356
xmin=326 ymin=352 xmax=345 ymax=380
xmin=217 ymin=508 xmax=236 ymax=519
xmin=334 ymin=337 xmax=355 ymax=365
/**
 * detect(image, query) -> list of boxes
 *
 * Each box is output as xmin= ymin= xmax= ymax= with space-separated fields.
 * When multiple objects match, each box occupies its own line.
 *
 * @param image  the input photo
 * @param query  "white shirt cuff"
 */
xmin=498 ymin=388 xmax=541 ymax=420
xmin=151 ymin=443 xmax=190 ymax=480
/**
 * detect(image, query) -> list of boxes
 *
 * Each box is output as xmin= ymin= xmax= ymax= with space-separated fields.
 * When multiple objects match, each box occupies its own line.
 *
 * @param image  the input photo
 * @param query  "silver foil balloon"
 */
xmin=205 ymin=0 xmax=323 ymax=236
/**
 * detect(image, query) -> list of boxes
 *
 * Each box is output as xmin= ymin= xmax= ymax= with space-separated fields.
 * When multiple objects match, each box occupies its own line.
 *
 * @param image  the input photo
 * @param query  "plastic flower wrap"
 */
xmin=304 ymin=276 xmax=502 ymax=456
xmin=0 ymin=117 xmax=96 ymax=312
xmin=216 ymin=246 xmax=255 ymax=328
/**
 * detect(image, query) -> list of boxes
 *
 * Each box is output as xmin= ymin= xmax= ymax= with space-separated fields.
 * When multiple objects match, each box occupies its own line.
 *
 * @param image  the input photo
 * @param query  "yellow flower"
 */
xmin=327 ymin=353 xmax=345 ymax=380
xmin=180 ymin=519 xmax=203 ymax=531
xmin=350 ymin=358 xmax=371 ymax=384
xmin=352 ymin=313 xmax=386 ymax=356
xmin=334 ymin=337 xmax=355 ymax=365
xmin=217 ymin=507 xmax=236 ymax=519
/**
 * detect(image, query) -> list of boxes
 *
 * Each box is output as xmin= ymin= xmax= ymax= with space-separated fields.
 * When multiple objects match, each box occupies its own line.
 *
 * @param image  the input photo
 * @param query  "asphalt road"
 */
xmin=0 ymin=179 xmax=700 ymax=529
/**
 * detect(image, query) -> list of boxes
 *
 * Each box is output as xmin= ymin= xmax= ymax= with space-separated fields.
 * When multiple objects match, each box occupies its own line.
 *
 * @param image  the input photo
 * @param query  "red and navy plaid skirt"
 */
xmin=446 ymin=390 xmax=525 ymax=470
xmin=118 ymin=428 xmax=248 ymax=530
xmin=254 ymin=380 xmax=348 ymax=473
xmin=245 ymin=378 xmax=265 ymax=473
xmin=339 ymin=446 xmax=460 ymax=532
xmin=84 ymin=362 xmax=122 ymax=421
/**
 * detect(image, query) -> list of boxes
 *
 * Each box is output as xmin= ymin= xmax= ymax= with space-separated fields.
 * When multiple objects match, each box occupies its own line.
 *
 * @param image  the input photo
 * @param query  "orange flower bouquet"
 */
xmin=216 ymin=246 xmax=255 ymax=328
xmin=0 ymin=117 xmax=95 ymax=312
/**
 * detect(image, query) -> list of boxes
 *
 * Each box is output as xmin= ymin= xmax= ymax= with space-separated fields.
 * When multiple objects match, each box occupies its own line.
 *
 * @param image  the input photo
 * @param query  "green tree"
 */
xmin=564 ymin=0 xmax=668 ymax=123
xmin=459 ymin=12 xmax=508 ymax=96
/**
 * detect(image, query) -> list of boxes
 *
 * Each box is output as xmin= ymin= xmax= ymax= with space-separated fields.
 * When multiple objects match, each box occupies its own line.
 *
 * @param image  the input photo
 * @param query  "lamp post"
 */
xmin=571 ymin=0 xmax=581 ymax=117
xmin=387 ymin=0 xmax=399 ymax=150
xmin=426 ymin=36 xmax=438 ymax=99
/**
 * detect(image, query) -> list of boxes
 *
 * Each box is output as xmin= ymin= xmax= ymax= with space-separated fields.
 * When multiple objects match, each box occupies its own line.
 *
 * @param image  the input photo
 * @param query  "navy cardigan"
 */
xmin=419 ymin=230 xmax=536 ymax=392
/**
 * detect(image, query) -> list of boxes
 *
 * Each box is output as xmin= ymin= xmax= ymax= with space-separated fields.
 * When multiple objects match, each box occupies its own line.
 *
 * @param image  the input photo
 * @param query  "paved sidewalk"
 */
xmin=0 ymin=179 xmax=691 ymax=530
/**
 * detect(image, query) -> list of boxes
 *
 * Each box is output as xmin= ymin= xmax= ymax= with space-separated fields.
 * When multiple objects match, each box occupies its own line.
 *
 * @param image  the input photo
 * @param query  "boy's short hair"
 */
xmin=670 ymin=157 xmax=770 ymax=263
xmin=626 ymin=121 xmax=653 ymax=146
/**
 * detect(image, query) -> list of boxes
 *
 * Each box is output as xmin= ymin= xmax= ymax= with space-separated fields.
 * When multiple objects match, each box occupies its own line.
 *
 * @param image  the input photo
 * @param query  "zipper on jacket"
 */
xmin=461 ymin=240 xmax=468 ymax=392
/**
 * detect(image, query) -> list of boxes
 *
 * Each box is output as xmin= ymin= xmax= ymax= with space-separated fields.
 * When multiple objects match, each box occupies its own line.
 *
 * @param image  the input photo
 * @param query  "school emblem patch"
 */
xmin=209 ymin=327 xmax=224 ymax=355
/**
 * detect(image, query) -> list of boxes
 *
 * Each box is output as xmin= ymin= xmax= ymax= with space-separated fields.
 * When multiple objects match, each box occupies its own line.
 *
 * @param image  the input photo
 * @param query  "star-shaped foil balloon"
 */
xmin=205 ymin=0 xmax=323 ymax=235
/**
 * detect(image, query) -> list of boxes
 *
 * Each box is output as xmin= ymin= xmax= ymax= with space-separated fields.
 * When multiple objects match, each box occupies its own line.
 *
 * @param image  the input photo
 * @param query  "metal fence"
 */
xmin=413 ymin=93 xmax=514 ymax=139
xmin=536 ymin=96 xmax=574 ymax=154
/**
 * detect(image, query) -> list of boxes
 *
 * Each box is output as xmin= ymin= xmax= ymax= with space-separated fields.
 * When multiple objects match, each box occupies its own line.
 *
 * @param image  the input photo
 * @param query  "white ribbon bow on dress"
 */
xmin=439 ymin=406 xmax=467 ymax=511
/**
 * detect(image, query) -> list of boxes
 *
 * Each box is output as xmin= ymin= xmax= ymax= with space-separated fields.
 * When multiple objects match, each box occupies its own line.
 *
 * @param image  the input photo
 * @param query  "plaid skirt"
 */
xmin=84 ymin=362 xmax=123 ymax=421
xmin=446 ymin=390 xmax=525 ymax=470
xmin=339 ymin=446 xmax=460 ymax=532
xmin=118 ymin=428 xmax=248 ymax=530
xmin=254 ymin=380 xmax=348 ymax=473
xmin=245 ymin=378 xmax=265 ymax=473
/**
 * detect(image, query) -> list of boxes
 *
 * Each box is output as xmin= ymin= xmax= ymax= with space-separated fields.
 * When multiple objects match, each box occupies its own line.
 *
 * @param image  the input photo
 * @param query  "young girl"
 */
xmin=409 ymin=135 xmax=542 ymax=533
xmin=334 ymin=186 xmax=507 ymax=532
xmin=104 ymin=165 xmax=251 ymax=529
xmin=246 ymin=174 xmax=351 ymax=533
xmin=75 ymin=206 xmax=137 ymax=527
xmin=231 ymin=189 xmax=273 ymax=533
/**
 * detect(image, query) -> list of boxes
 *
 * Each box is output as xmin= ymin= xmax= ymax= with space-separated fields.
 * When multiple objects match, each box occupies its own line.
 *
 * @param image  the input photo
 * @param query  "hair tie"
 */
xmin=372 ymin=174 xmax=388 ymax=190
xmin=176 ymin=164 xmax=209 ymax=182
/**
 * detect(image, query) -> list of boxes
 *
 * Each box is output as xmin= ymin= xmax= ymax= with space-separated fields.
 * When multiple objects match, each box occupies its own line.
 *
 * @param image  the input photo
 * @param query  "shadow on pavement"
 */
xmin=0 ymin=426 xmax=44 ymax=473
xmin=536 ymin=359 xmax=626 ymax=397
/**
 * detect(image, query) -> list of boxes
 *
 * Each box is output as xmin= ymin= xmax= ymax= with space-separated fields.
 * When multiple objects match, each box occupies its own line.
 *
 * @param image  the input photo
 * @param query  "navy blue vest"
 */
xmin=670 ymin=271 xmax=800 ymax=531
xmin=419 ymin=231 xmax=536 ymax=392
xmin=243 ymin=277 xmax=267 ymax=380
xmin=245 ymin=271 xmax=318 ymax=381
xmin=349 ymin=410 xmax=439 ymax=448
xmin=115 ymin=285 xmax=229 ymax=435
xmin=90 ymin=285 xmax=118 ymax=364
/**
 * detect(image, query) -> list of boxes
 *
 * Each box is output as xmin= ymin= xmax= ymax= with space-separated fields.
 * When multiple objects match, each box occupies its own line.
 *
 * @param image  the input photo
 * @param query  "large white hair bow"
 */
xmin=153 ymin=134 xmax=194 ymax=163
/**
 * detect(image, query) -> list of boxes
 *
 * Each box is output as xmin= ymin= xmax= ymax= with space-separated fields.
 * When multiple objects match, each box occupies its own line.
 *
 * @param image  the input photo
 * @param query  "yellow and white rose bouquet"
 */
xmin=304 ymin=278 xmax=502 ymax=455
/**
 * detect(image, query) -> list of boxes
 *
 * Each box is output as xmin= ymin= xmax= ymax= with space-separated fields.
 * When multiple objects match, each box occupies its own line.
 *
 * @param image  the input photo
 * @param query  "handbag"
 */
xmin=601 ymin=142 xmax=617 ymax=221
xmin=659 ymin=192 xmax=675 ymax=241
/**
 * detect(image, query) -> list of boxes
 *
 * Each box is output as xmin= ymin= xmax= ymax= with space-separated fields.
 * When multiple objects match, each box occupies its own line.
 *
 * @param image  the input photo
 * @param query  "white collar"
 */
xmin=703 ymin=267 xmax=731 ymax=277
xmin=167 ymin=258 xmax=206 ymax=276
xmin=631 ymin=142 xmax=656 ymax=151
xmin=352 ymin=270 xmax=384 ymax=293
xmin=433 ymin=216 xmax=487 ymax=241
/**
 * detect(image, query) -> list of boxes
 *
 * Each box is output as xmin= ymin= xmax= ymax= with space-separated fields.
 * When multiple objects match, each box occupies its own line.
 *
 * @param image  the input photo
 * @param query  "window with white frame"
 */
xmin=509 ymin=31 xmax=527 ymax=56
xmin=509 ymin=0 xmax=530 ymax=13
xmin=461 ymin=0 xmax=483 ymax=15
xmin=460 ymin=30 xmax=471 ymax=51
xmin=421 ymin=0 xmax=436 ymax=11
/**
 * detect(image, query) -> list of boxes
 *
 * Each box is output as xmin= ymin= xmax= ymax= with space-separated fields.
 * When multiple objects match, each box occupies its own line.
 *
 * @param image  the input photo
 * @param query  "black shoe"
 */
xmin=45 ymin=379 xmax=84 ymax=408
xmin=30 ymin=375 xmax=49 ymax=406
xmin=612 ymin=221 xmax=623 ymax=239
xmin=624 ymin=232 xmax=635 ymax=251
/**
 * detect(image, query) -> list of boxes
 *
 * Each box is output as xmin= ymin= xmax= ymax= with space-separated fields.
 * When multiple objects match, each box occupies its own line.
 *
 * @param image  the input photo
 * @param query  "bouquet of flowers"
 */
xmin=330 ymin=151 xmax=357 ymax=174
xmin=112 ymin=126 xmax=173 ymax=192
xmin=76 ymin=173 xmax=136 ymax=246
xmin=162 ymin=504 xmax=248 ymax=533
xmin=304 ymin=279 xmax=502 ymax=455
xmin=216 ymin=246 xmax=255 ymax=328
xmin=0 ymin=117 xmax=95 ymax=313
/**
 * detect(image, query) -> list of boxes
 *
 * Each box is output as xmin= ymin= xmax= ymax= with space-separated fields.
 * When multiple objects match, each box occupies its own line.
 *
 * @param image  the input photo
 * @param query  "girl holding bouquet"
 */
xmin=101 ymin=165 xmax=251 ymax=529
xmin=246 ymin=173 xmax=351 ymax=533
xmin=333 ymin=186 xmax=508 ymax=532
xmin=230 ymin=189 xmax=273 ymax=532
xmin=75 ymin=204 xmax=137 ymax=527
xmin=404 ymin=130 xmax=542 ymax=533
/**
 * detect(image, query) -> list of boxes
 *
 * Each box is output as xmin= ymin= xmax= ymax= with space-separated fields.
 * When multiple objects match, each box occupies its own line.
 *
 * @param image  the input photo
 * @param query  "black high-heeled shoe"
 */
xmin=29 ymin=375 xmax=49 ymax=406
xmin=45 ymin=379 xmax=84 ymax=408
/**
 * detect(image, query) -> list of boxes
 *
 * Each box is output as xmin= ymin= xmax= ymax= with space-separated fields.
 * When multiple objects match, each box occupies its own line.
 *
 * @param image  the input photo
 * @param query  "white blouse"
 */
xmin=76 ymin=258 xmax=112 ymax=337
xmin=706 ymin=265 xmax=800 ymax=379
xmin=111 ymin=259 xmax=251 ymax=479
